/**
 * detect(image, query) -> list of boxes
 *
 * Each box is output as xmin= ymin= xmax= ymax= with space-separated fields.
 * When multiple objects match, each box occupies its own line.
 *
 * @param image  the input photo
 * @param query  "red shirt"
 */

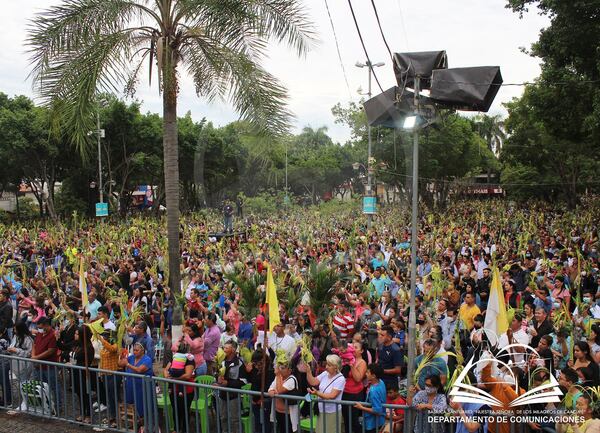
xmin=34 ymin=329 xmax=59 ymax=367
xmin=187 ymin=298 xmax=201 ymax=311
xmin=333 ymin=312 xmax=355 ymax=338
xmin=387 ymin=396 xmax=406 ymax=418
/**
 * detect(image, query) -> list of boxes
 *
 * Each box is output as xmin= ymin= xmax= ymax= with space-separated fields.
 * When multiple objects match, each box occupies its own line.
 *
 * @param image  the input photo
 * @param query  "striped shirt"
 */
xmin=333 ymin=313 xmax=355 ymax=338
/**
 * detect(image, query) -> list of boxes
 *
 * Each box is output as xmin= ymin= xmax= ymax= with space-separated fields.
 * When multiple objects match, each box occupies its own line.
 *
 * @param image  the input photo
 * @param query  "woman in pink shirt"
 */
xmin=172 ymin=323 xmax=206 ymax=376
xmin=226 ymin=301 xmax=241 ymax=335
xmin=19 ymin=294 xmax=46 ymax=324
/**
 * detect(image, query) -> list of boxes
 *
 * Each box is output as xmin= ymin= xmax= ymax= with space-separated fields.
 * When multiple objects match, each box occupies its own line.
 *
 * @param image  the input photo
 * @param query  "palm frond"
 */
xmin=227 ymin=272 xmax=264 ymax=318
xmin=305 ymin=262 xmax=347 ymax=318
xmin=181 ymin=35 xmax=293 ymax=135
xmin=28 ymin=0 xmax=151 ymax=157
xmin=175 ymin=0 xmax=315 ymax=57
xmin=246 ymin=0 xmax=316 ymax=57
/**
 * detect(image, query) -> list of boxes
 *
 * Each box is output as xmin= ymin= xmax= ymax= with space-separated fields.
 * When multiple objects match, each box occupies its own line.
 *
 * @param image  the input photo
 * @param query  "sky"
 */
xmin=0 ymin=0 xmax=549 ymax=144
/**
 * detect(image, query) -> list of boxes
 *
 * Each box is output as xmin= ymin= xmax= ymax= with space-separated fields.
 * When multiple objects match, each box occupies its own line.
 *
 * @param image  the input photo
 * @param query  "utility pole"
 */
xmin=362 ymin=49 xmax=502 ymax=411
xmin=285 ymin=140 xmax=289 ymax=204
xmin=357 ymin=60 xmax=385 ymax=228
xmin=97 ymin=109 xmax=104 ymax=204
xmin=406 ymin=76 xmax=420 ymax=395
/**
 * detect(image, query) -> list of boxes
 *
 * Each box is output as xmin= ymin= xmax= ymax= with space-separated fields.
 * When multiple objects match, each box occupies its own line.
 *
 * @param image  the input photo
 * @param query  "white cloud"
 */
xmin=0 ymin=0 xmax=549 ymax=144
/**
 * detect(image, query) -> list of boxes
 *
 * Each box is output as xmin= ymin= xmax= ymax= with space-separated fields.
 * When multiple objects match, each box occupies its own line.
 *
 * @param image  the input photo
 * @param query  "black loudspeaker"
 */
xmin=364 ymin=87 xmax=406 ymax=128
xmin=364 ymin=87 xmax=438 ymax=127
xmin=393 ymin=51 xmax=448 ymax=90
xmin=429 ymin=66 xmax=503 ymax=112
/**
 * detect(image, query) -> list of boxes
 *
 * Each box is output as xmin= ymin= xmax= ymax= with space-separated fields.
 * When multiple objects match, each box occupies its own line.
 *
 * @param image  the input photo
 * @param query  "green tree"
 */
xmin=332 ymin=101 xmax=497 ymax=208
xmin=471 ymin=114 xmax=506 ymax=155
xmin=333 ymin=101 xmax=410 ymax=203
xmin=417 ymin=113 xmax=498 ymax=207
xmin=287 ymin=126 xmax=352 ymax=204
xmin=0 ymin=94 xmax=73 ymax=219
xmin=503 ymin=0 xmax=600 ymax=207
xmin=501 ymin=74 xmax=599 ymax=208
xmin=99 ymin=99 xmax=164 ymax=215
xmin=28 ymin=0 xmax=314 ymax=312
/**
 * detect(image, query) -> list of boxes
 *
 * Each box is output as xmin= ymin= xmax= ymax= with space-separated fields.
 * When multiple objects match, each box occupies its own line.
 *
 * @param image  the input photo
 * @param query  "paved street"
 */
xmin=0 ymin=411 xmax=100 ymax=433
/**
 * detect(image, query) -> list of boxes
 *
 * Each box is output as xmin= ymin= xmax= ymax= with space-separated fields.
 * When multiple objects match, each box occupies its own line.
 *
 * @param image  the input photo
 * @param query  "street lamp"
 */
xmin=88 ymin=98 xmax=108 ymax=217
xmin=88 ymin=98 xmax=108 ymax=203
xmin=361 ymin=51 xmax=503 ymax=401
xmin=96 ymin=98 xmax=108 ymax=205
xmin=356 ymin=60 xmax=385 ymax=227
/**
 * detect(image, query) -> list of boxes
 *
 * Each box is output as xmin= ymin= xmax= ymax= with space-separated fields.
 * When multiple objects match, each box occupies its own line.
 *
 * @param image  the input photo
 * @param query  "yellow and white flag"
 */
xmin=265 ymin=264 xmax=280 ymax=332
xmin=79 ymin=257 xmax=88 ymax=311
xmin=484 ymin=266 xmax=509 ymax=345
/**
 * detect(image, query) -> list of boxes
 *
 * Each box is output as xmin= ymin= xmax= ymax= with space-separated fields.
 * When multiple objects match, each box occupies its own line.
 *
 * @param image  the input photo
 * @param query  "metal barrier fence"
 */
xmin=1 ymin=256 xmax=64 ymax=279
xmin=0 ymin=354 xmax=532 ymax=433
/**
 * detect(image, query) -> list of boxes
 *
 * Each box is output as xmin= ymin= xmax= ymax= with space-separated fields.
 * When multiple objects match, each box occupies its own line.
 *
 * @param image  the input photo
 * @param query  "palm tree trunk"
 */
xmin=163 ymin=68 xmax=182 ymax=329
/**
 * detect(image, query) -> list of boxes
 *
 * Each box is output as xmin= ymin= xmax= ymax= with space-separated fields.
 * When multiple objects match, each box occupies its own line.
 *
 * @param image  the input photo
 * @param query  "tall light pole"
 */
xmin=357 ymin=60 xmax=385 ymax=227
xmin=89 ymin=98 xmax=107 ymax=216
xmin=361 ymin=49 xmax=502 ymax=407
xmin=285 ymin=140 xmax=289 ymax=204
xmin=96 ymin=108 xmax=105 ymax=204
xmin=404 ymin=77 xmax=421 ymax=395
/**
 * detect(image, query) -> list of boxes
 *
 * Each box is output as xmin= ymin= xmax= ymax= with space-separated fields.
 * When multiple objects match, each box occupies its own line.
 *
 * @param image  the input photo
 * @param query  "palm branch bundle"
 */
xmin=298 ymin=333 xmax=314 ymax=364
xmin=227 ymin=272 xmax=264 ymax=319
xmin=415 ymin=350 xmax=458 ymax=390
xmin=506 ymin=307 xmax=525 ymax=327
xmin=305 ymin=261 xmax=347 ymax=318
xmin=283 ymin=284 xmax=303 ymax=315
xmin=552 ymin=302 xmax=575 ymax=361
xmin=586 ymin=386 xmax=600 ymax=414
xmin=426 ymin=264 xmax=446 ymax=302
xmin=116 ymin=306 xmax=145 ymax=348
xmin=445 ymin=326 xmax=470 ymax=392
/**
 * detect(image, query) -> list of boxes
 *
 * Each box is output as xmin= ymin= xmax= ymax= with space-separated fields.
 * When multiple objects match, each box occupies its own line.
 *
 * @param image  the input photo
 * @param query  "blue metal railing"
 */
xmin=0 ymin=354 xmax=525 ymax=433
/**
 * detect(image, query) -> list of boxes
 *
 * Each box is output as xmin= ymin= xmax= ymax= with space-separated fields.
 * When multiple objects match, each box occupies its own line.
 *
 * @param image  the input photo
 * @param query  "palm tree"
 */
xmin=27 ymin=0 xmax=314 ymax=326
xmin=473 ymin=114 xmax=506 ymax=155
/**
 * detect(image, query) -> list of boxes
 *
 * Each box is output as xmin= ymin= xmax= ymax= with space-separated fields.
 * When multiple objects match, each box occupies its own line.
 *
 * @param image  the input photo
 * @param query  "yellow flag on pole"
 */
xmin=483 ymin=266 xmax=509 ymax=345
xmin=79 ymin=257 xmax=88 ymax=310
xmin=266 ymin=264 xmax=281 ymax=332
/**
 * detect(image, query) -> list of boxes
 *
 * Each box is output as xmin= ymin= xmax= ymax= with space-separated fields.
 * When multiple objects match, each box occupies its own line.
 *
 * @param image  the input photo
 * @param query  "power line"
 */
xmin=347 ymin=0 xmax=385 ymax=94
xmin=324 ymin=0 xmax=353 ymax=100
xmin=370 ymin=0 xmax=392 ymax=59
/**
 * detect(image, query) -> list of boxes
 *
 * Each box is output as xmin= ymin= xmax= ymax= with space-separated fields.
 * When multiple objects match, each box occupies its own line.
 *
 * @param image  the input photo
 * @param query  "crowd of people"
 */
xmin=1 ymin=199 xmax=600 ymax=433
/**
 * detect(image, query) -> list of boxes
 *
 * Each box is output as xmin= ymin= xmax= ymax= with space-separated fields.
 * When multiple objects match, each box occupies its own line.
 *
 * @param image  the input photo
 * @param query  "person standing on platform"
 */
xmin=223 ymin=201 xmax=234 ymax=234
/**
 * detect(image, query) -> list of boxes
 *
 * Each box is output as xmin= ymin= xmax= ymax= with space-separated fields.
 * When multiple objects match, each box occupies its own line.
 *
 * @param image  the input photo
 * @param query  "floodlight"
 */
xmin=403 ymin=116 xmax=417 ymax=130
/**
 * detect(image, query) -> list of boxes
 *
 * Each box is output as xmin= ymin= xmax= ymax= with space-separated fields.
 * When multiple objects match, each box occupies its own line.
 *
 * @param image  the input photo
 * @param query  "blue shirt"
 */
xmin=394 ymin=330 xmax=405 ymax=347
xmin=237 ymin=322 xmax=253 ymax=348
xmin=197 ymin=283 xmax=208 ymax=299
xmin=534 ymin=295 xmax=553 ymax=313
xmin=364 ymin=380 xmax=387 ymax=430
xmin=132 ymin=334 xmax=155 ymax=362
xmin=371 ymin=257 xmax=385 ymax=270
xmin=377 ymin=343 xmax=404 ymax=388
xmin=87 ymin=299 xmax=102 ymax=320
xmin=417 ymin=261 xmax=432 ymax=277
xmin=371 ymin=276 xmax=392 ymax=298
xmin=456 ymin=403 xmax=488 ymax=433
